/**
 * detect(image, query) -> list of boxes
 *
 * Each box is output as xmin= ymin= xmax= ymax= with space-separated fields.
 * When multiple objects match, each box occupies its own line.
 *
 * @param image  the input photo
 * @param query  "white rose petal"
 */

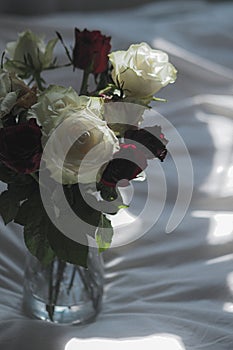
xmin=109 ymin=42 xmax=177 ymax=99
xmin=31 ymin=84 xmax=119 ymax=184
xmin=30 ymin=85 xmax=104 ymax=136
xmin=42 ymin=110 xmax=119 ymax=184
xmin=0 ymin=69 xmax=12 ymax=98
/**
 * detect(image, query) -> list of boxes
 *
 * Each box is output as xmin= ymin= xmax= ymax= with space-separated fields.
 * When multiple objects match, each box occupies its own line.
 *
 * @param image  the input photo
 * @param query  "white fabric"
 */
xmin=0 ymin=1 xmax=233 ymax=349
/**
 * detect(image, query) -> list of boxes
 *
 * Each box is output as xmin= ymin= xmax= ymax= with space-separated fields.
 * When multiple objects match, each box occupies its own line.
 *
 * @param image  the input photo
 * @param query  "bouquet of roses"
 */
xmin=0 ymin=28 xmax=177 ymax=269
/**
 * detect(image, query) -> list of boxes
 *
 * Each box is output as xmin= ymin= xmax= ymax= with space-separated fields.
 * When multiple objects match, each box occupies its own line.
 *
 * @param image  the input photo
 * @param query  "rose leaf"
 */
xmin=96 ymin=214 xmax=113 ymax=253
xmin=0 ymin=162 xmax=34 ymax=185
xmin=24 ymin=223 xmax=55 ymax=266
xmin=47 ymin=225 xmax=89 ymax=268
xmin=0 ymin=190 xmax=20 ymax=224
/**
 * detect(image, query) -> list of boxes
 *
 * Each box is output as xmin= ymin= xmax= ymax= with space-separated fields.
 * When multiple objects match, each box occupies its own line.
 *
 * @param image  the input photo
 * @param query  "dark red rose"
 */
xmin=124 ymin=126 xmax=168 ymax=162
xmin=0 ymin=118 xmax=42 ymax=174
xmin=100 ymin=144 xmax=147 ymax=188
xmin=73 ymin=28 xmax=111 ymax=74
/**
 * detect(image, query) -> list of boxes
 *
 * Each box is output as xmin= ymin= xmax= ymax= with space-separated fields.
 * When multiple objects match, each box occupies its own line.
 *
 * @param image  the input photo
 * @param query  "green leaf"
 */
xmin=64 ymin=184 xmax=101 ymax=232
xmin=97 ymin=182 xmax=118 ymax=202
xmin=44 ymin=37 xmax=59 ymax=67
xmin=18 ymin=191 xmax=54 ymax=265
xmin=96 ymin=214 xmax=113 ymax=253
xmin=152 ymin=97 xmax=167 ymax=102
xmin=0 ymin=190 xmax=20 ymax=224
xmin=21 ymin=189 xmax=89 ymax=267
xmin=0 ymin=162 xmax=35 ymax=185
xmin=118 ymin=204 xmax=129 ymax=209
xmin=0 ymin=91 xmax=17 ymax=118
xmin=96 ymin=184 xmax=128 ymax=214
xmin=8 ymin=182 xmax=37 ymax=201
xmin=103 ymin=187 xmax=129 ymax=214
xmin=24 ymin=224 xmax=55 ymax=266
xmin=14 ymin=190 xmax=38 ymax=225
xmin=47 ymin=223 xmax=89 ymax=268
xmin=14 ymin=200 xmax=30 ymax=226
xmin=0 ymin=166 xmax=38 ymax=223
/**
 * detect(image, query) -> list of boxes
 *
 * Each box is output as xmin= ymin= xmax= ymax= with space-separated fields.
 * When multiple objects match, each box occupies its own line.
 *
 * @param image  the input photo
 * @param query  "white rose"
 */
xmin=31 ymin=85 xmax=119 ymax=184
xmin=103 ymin=100 xmax=146 ymax=136
xmin=0 ymin=70 xmax=17 ymax=121
xmin=109 ymin=42 xmax=177 ymax=99
xmin=0 ymin=69 xmax=33 ymax=98
xmin=43 ymin=110 xmax=119 ymax=185
xmin=4 ymin=30 xmax=58 ymax=77
xmin=30 ymin=85 xmax=104 ymax=136
xmin=0 ymin=69 xmax=37 ymax=121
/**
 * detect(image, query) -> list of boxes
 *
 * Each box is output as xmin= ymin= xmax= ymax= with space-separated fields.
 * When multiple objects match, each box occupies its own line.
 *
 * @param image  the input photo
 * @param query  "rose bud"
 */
xmin=124 ymin=126 xmax=168 ymax=162
xmin=73 ymin=28 xmax=111 ymax=74
xmin=100 ymin=143 xmax=147 ymax=189
xmin=0 ymin=118 xmax=42 ymax=174
xmin=4 ymin=30 xmax=58 ymax=78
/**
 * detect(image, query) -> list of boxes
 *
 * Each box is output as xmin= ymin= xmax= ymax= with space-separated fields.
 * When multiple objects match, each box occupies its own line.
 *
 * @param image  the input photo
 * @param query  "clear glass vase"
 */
xmin=23 ymin=247 xmax=104 ymax=325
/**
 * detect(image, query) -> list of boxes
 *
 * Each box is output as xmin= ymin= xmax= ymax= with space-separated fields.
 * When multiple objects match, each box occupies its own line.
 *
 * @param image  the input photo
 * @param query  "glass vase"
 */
xmin=23 ymin=247 xmax=104 ymax=325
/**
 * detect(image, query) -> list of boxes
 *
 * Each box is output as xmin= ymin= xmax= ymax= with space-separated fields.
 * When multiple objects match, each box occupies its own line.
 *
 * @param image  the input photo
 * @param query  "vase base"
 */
xmin=23 ymin=249 xmax=104 ymax=325
xmin=23 ymin=292 xmax=102 ymax=325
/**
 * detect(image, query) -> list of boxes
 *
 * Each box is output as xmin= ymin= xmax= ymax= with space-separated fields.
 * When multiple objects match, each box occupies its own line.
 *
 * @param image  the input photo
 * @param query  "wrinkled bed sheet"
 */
xmin=0 ymin=1 xmax=233 ymax=349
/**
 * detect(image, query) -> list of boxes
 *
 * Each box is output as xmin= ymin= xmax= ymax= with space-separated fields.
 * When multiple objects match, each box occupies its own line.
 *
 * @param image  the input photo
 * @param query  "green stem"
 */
xmin=76 ymin=266 xmax=96 ymax=309
xmin=1 ymin=51 xmax=5 ymax=69
xmin=30 ymin=172 xmax=40 ymax=184
xmin=79 ymin=70 xmax=90 ymax=95
xmin=46 ymin=260 xmax=55 ymax=321
xmin=44 ymin=63 xmax=72 ymax=71
xmin=56 ymin=31 xmax=73 ymax=63
xmin=30 ymin=172 xmax=48 ymax=190
xmin=33 ymin=72 xmax=45 ymax=91
xmin=46 ymin=258 xmax=66 ymax=322
xmin=67 ymin=266 xmax=76 ymax=295
xmin=53 ymin=259 xmax=66 ymax=307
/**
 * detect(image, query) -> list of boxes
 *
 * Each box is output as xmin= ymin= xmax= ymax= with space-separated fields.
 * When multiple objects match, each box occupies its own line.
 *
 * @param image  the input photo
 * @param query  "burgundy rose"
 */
xmin=124 ymin=126 xmax=168 ymax=162
xmin=0 ymin=118 xmax=42 ymax=174
xmin=100 ymin=144 xmax=147 ymax=188
xmin=73 ymin=28 xmax=111 ymax=74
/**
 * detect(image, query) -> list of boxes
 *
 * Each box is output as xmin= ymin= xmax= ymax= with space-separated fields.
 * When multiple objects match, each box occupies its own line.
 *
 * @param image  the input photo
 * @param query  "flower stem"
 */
xmin=30 ymin=172 xmax=40 ymax=184
xmin=53 ymin=259 xmax=66 ymax=307
xmin=67 ymin=266 xmax=76 ymax=295
xmin=46 ymin=258 xmax=66 ymax=322
xmin=46 ymin=260 xmax=55 ymax=321
xmin=44 ymin=63 xmax=72 ymax=71
xmin=79 ymin=70 xmax=90 ymax=95
xmin=76 ymin=266 xmax=96 ymax=308
xmin=33 ymin=72 xmax=45 ymax=91
xmin=30 ymin=172 xmax=48 ymax=190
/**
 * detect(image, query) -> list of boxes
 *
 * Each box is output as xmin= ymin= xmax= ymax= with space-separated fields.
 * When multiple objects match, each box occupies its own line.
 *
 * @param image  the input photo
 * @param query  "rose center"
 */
xmin=66 ymin=129 xmax=103 ymax=162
